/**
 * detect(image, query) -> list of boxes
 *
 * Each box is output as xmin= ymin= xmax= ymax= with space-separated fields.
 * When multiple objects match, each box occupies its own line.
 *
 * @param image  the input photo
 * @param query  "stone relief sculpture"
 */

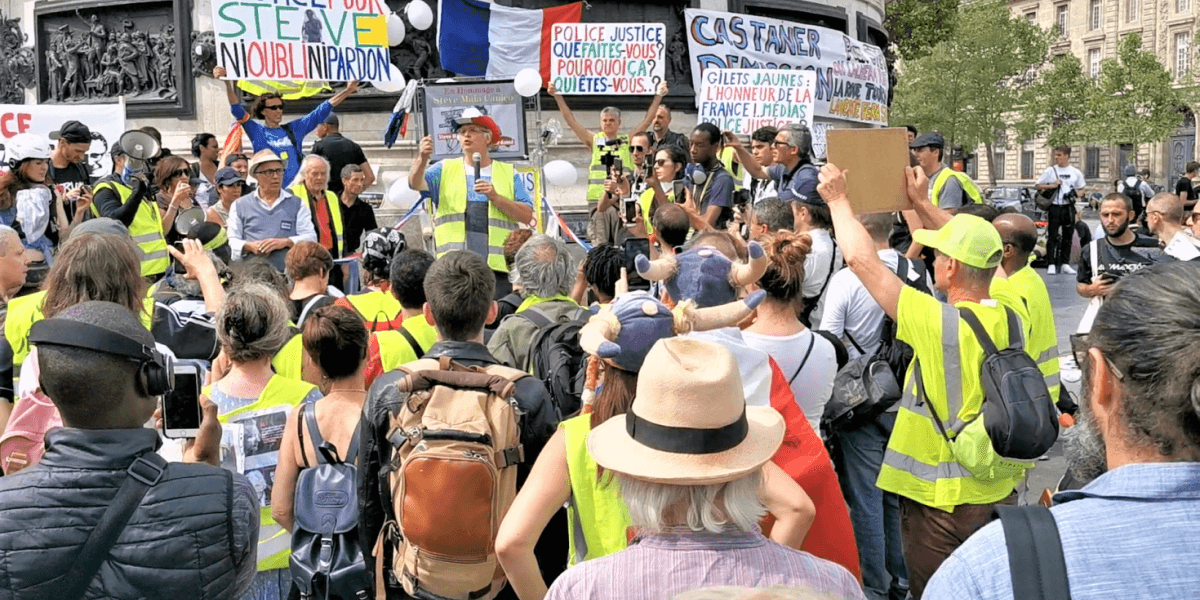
xmin=41 ymin=11 xmax=180 ymax=103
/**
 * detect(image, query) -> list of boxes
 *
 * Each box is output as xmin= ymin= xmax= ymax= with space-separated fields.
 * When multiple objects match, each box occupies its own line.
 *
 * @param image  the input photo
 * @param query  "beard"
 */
xmin=1063 ymin=394 xmax=1109 ymax=485
xmin=1104 ymin=219 xmax=1130 ymax=238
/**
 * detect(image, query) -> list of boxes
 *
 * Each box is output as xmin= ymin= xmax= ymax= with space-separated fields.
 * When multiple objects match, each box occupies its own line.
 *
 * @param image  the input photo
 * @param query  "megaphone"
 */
xmin=119 ymin=130 xmax=161 ymax=172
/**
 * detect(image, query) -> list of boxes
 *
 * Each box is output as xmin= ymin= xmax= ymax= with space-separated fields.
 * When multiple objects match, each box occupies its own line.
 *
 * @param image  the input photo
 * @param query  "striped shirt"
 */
xmin=544 ymin=527 xmax=866 ymax=600
xmin=923 ymin=462 xmax=1200 ymax=599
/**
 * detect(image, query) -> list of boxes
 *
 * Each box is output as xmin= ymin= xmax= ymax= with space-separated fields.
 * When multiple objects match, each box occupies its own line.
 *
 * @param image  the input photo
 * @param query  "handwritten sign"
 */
xmin=550 ymin=23 xmax=665 ymax=94
xmin=213 ymin=0 xmax=397 ymax=83
xmin=697 ymin=69 xmax=815 ymax=135
xmin=685 ymin=8 xmax=889 ymax=126
xmin=0 ymin=101 xmax=125 ymax=179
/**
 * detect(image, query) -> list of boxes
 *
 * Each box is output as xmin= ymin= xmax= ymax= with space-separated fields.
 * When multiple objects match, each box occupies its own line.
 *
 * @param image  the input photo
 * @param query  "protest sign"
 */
xmin=825 ymin=128 xmax=910 ymax=214
xmin=516 ymin=166 xmax=545 ymax=232
xmin=0 ymin=101 xmax=125 ymax=188
xmin=684 ymin=8 xmax=888 ymax=126
xmin=697 ymin=68 xmax=815 ymax=135
xmin=421 ymin=81 xmax=528 ymax=161
xmin=213 ymin=0 xmax=397 ymax=83
xmin=550 ymin=23 xmax=665 ymax=94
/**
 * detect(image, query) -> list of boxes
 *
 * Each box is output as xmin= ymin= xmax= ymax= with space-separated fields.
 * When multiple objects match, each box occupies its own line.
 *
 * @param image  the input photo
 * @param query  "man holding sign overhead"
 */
xmin=408 ymin=110 xmax=534 ymax=299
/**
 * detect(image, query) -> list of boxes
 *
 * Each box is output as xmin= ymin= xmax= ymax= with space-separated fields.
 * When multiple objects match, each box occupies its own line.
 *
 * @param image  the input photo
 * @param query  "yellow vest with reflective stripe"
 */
xmin=90 ymin=179 xmax=170 ymax=277
xmin=563 ymin=415 xmax=631 ymax=566
xmin=345 ymin=290 xmax=402 ymax=329
xmin=637 ymin=187 xmax=676 ymax=237
xmin=206 ymin=375 xmax=318 ymax=571
xmin=719 ymin=147 xmax=744 ymax=192
xmin=1000 ymin=267 xmax=1061 ymax=401
xmin=587 ymin=133 xmax=633 ymax=203
xmin=931 ymin=168 xmax=983 ymax=206
xmin=375 ymin=315 xmax=439 ymax=374
xmin=433 ymin=157 xmax=518 ymax=272
xmin=289 ymin=184 xmax=343 ymax=254
xmin=876 ymin=287 xmax=1034 ymax=512
xmin=271 ymin=333 xmax=304 ymax=381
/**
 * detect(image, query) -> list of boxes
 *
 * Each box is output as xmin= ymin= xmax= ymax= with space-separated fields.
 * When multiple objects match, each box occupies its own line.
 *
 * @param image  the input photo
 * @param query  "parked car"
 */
xmin=983 ymin=186 xmax=1035 ymax=212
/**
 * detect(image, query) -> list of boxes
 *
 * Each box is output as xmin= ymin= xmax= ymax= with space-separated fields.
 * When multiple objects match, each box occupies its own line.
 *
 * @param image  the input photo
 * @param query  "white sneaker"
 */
xmin=1061 ymin=264 xmax=1077 ymax=275
xmin=1047 ymin=265 xmax=1057 ymax=275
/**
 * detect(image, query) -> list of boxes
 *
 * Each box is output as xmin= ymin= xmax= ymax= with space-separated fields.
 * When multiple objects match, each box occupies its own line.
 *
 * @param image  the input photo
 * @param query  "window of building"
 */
xmin=992 ymin=150 xmax=1006 ymax=180
xmin=1126 ymin=0 xmax=1137 ymax=22
xmin=1027 ymin=11 xmax=1037 ymax=23
xmin=1057 ymin=4 xmax=1069 ymax=36
xmin=1178 ymin=0 xmax=1189 ymax=12
xmin=1021 ymin=148 xmax=1034 ymax=180
xmin=1176 ymin=32 xmax=1191 ymax=78
xmin=1085 ymin=146 xmax=1101 ymax=179
xmin=1089 ymin=48 xmax=1103 ymax=78
xmin=1090 ymin=0 xmax=1102 ymax=29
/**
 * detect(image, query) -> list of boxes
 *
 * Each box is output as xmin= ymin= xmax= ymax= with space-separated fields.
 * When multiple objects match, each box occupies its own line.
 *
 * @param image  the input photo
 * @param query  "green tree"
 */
xmin=890 ymin=0 xmax=1051 ymax=185
xmin=1082 ymin=33 xmax=1182 ymax=147
xmin=884 ymin=0 xmax=960 ymax=62
xmin=1014 ymin=53 xmax=1094 ymax=147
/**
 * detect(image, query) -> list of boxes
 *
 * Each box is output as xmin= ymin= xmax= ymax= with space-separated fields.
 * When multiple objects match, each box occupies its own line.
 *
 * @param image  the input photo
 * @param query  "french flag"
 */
xmin=438 ymin=0 xmax=583 ymax=81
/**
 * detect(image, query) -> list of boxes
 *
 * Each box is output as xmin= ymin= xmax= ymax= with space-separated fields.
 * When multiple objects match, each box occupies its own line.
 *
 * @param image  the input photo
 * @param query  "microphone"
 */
xmin=472 ymin=152 xmax=482 ymax=181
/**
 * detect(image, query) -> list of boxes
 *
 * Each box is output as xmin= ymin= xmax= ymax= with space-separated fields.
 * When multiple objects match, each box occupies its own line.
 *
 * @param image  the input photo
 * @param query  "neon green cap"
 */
xmin=911 ymin=214 xmax=1003 ymax=269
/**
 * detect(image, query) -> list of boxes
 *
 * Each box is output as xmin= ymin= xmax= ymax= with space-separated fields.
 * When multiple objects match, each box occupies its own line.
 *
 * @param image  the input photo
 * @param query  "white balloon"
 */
xmin=513 ymin=68 xmax=542 ymax=97
xmin=386 ymin=177 xmax=422 ymax=208
xmin=375 ymin=65 xmax=406 ymax=93
xmin=406 ymin=0 xmax=434 ymax=31
xmin=387 ymin=13 xmax=406 ymax=46
xmin=543 ymin=160 xmax=578 ymax=187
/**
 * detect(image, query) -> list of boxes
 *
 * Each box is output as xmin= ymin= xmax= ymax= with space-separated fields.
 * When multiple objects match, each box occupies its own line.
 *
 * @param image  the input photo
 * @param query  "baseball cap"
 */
xmin=50 ymin=120 xmax=93 ymax=145
xmin=909 ymin=132 xmax=945 ymax=149
xmin=215 ymin=167 xmax=244 ymax=186
xmin=453 ymin=108 xmax=502 ymax=143
xmin=911 ymin=214 xmax=1003 ymax=269
xmin=323 ymin=113 xmax=340 ymax=127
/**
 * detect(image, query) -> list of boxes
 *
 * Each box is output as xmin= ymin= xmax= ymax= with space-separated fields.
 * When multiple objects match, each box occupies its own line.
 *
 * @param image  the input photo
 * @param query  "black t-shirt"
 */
xmin=1076 ymin=234 xmax=1167 ymax=284
xmin=312 ymin=133 xmax=368 ymax=194
xmin=46 ymin=160 xmax=93 ymax=237
xmin=340 ymin=198 xmax=378 ymax=254
xmin=1175 ymin=176 xmax=1198 ymax=201
xmin=293 ymin=294 xmax=336 ymax=326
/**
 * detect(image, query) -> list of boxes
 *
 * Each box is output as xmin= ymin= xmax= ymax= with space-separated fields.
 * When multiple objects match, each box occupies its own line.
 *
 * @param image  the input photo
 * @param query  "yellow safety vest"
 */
xmin=562 ymin=414 xmax=632 ymax=566
xmin=90 ymin=179 xmax=170 ymax=277
xmin=719 ymin=146 xmax=744 ymax=192
xmin=876 ymin=287 xmax=1034 ymax=512
xmin=289 ymin=184 xmax=343 ymax=255
xmin=931 ymin=168 xmax=983 ymax=207
xmin=637 ymin=186 xmax=676 ymax=237
xmin=344 ymin=290 xmax=402 ymax=330
xmin=206 ymin=375 xmax=319 ymax=571
xmin=271 ymin=333 xmax=304 ymax=381
xmin=433 ymin=157 xmax=519 ymax=273
xmin=999 ymin=267 xmax=1061 ymax=402
xmin=374 ymin=316 xmax=439 ymax=374
xmin=587 ymin=133 xmax=633 ymax=203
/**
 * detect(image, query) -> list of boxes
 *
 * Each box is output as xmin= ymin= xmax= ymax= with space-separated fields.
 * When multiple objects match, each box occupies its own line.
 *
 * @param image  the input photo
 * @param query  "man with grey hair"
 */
xmin=924 ymin=261 xmax=1200 ymax=599
xmin=338 ymin=163 xmax=376 ymax=256
xmin=747 ymin=196 xmax=795 ymax=240
xmin=290 ymin=154 xmax=345 ymax=268
xmin=1145 ymin=192 xmax=1200 ymax=260
xmin=726 ymin=122 xmax=821 ymax=209
xmin=545 ymin=337 xmax=864 ymax=600
xmin=487 ymin=234 xmax=586 ymax=373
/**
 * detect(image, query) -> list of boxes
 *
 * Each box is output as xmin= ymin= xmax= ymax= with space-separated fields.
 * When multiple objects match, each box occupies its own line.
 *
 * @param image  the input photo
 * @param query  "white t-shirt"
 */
xmin=820 ymin=249 xmax=930 ymax=359
xmin=741 ymin=329 xmax=837 ymax=433
xmin=1036 ymin=165 xmax=1086 ymax=205
xmin=802 ymin=228 xmax=843 ymax=328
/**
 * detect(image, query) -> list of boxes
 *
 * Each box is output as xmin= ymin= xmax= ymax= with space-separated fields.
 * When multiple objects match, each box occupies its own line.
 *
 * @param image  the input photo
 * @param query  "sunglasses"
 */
xmin=171 ymin=168 xmax=189 ymax=180
xmin=654 ymin=158 xmax=671 ymax=166
xmin=256 ymin=168 xmax=284 ymax=177
xmin=264 ymin=104 xmax=284 ymax=111
xmin=631 ymin=145 xmax=646 ymax=153
xmin=1069 ymin=333 xmax=1126 ymax=381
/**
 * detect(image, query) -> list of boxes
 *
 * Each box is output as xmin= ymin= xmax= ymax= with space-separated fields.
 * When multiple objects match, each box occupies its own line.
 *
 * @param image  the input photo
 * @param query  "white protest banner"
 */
xmin=697 ymin=69 xmax=815 ymax=135
xmin=550 ymin=23 xmax=665 ymax=94
xmin=684 ymin=8 xmax=888 ymax=126
xmin=213 ymin=0 xmax=397 ymax=83
xmin=0 ymin=101 xmax=125 ymax=188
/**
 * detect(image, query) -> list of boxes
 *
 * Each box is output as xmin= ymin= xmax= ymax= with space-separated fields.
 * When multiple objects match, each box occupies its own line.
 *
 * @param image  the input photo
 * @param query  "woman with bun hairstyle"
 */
xmin=495 ymin=286 xmax=816 ymax=600
xmin=741 ymin=230 xmax=839 ymax=433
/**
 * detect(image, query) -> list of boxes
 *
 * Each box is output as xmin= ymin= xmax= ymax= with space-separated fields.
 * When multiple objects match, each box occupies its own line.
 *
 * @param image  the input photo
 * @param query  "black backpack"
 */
xmin=1123 ymin=177 xmax=1145 ymax=210
xmin=937 ymin=307 xmax=1059 ymax=460
xmin=290 ymin=404 xmax=372 ymax=600
xmin=517 ymin=306 xmax=590 ymax=417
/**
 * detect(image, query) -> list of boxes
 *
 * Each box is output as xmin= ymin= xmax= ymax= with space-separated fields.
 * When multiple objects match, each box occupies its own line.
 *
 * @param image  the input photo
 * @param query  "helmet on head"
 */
xmin=6 ymin=134 xmax=52 ymax=170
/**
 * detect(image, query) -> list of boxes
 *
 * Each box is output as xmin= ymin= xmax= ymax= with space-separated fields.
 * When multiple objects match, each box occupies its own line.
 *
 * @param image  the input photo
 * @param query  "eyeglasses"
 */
xmin=631 ymin=146 xmax=646 ymax=153
xmin=1069 ymin=333 xmax=1126 ymax=381
xmin=654 ymin=159 xmax=670 ymax=166
xmin=256 ymin=168 xmax=284 ymax=177
xmin=773 ymin=140 xmax=790 ymax=147
xmin=458 ymin=127 xmax=487 ymax=136
xmin=264 ymin=104 xmax=284 ymax=111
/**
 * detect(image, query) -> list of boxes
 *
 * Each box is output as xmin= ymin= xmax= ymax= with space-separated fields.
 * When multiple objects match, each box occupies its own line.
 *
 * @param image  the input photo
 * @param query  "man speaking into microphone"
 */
xmin=409 ymin=109 xmax=534 ymax=298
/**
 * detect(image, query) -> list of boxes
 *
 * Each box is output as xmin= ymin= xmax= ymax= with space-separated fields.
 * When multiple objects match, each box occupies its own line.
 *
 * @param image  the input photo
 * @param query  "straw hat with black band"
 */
xmin=586 ymin=337 xmax=785 ymax=486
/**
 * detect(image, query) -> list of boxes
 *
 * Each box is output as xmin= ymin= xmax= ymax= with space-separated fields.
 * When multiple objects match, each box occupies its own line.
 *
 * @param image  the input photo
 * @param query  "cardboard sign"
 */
xmin=213 ymin=0 xmax=396 ymax=83
xmin=550 ymin=23 xmax=665 ymax=94
xmin=825 ymin=128 xmax=910 ymax=214
xmin=697 ymin=68 xmax=816 ymax=135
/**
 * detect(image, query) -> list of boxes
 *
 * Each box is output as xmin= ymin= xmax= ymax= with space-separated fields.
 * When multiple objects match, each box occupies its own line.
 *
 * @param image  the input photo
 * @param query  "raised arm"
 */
xmin=630 ymin=82 xmax=669 ymax=135
xmin=721 ymin=131 xmax=768 ymax=180
xmin=409 ymin=136 xmax=433 ymax=191
xmin=328 ymin=80 xmax=359 ymax=107
xmin=547 ymin=82 xmax=595 ymax=148
xmin=906 ymin=167 xmax=953 ymax=232
xmin=212 ymin=66 xmax=242 ymax=107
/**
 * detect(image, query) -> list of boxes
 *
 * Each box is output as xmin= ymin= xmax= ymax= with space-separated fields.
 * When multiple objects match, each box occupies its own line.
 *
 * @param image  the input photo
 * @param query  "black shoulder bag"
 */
xmin=994 ymin=505 xmax=1073 ymax=600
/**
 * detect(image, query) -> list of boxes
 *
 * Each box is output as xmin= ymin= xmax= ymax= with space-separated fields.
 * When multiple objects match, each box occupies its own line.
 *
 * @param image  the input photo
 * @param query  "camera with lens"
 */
xmin=599 ymin=138 xmax=625 ymax=170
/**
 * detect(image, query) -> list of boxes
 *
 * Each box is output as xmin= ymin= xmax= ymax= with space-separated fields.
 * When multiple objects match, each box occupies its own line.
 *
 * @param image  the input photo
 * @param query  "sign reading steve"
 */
xmin=684 ymin=8 xmax=888 ymax=126
xmin=549 ymin=23 xmax=665 ymax=94
xmin=213 ymin=0 xmax=396 ymax=83
xmin=698 ymin=69 xmax=815 ymax=135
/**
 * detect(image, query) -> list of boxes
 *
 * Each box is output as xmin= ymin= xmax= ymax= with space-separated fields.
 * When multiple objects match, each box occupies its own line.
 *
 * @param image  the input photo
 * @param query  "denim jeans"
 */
xmin=834 ymin=412 xmax=908 ymax=600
